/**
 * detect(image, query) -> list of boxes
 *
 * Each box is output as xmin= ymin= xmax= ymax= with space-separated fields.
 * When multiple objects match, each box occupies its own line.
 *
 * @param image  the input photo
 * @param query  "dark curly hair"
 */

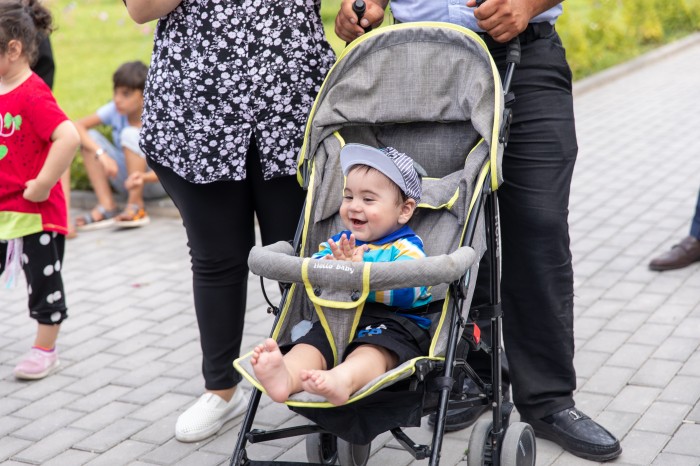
xmin=0 ymin=0 xmax=53 ymax=66
xmin=113 ymin=61 xmax=149 ymax=91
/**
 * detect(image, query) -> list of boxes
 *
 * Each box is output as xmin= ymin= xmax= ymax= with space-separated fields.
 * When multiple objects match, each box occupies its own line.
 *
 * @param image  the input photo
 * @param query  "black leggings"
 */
xmin=150 ymin=139 xmax=305 ymax=390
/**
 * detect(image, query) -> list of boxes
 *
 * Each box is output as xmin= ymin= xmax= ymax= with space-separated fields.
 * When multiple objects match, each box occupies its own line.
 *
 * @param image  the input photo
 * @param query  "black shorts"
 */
xmin=0 ymin=232 xmax=67 ymax=325
xmin=282 ymin=303 xmax=431 ymax=369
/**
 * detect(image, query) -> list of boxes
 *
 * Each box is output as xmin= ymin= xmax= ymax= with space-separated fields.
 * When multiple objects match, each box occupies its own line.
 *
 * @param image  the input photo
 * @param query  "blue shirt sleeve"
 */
xmin=368 ymin=236 xmax=432 ymax=309
xmin=95 ymin=101 xmax=128 ymax=149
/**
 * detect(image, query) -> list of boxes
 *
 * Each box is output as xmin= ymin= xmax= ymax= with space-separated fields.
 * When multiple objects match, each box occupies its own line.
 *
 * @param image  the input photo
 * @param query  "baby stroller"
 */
xmin=231 ymin=22 xmax=534 ymax=466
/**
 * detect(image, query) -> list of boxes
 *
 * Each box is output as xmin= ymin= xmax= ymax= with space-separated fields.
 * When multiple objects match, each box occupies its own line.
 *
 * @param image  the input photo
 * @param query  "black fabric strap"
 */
xmin=478 ymin=22 xmax=554 ymax=48
xmin=392 ymin=19 xmax=554 ymax=47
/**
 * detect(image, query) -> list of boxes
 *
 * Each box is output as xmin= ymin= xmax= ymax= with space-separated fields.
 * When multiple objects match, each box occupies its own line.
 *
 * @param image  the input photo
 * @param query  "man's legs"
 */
xmin=442 ymin=29 xmax=621 ymax=461
xmin=498 ymin=31 xmax=620 ymax=461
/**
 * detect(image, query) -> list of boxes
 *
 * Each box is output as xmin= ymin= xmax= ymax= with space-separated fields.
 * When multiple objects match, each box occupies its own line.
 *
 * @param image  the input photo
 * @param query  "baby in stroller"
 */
xmin=251 ymin=143 xmax=433 ymax=406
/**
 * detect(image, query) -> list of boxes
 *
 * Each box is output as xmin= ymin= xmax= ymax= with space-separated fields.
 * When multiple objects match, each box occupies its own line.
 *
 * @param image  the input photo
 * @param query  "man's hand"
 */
xmin=23 ymin=179 xmax=52 ymax=203
xmin=324 ymin=233 xmax=368 ymax=262
xmin=467 ymin=0 xmax=530 ymax=43
xmin=335 ymin=0 xmax=387 ymax=43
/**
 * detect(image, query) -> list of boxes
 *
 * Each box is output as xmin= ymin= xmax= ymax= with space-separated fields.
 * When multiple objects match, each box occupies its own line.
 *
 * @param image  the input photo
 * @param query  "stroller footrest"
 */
xmin=390 ymin=428 xmax=431 ymax=460
xmin=246 ymin=461 xmax=328 ymax=466
xmin=247 ymin=425 xmax=325 ymax=443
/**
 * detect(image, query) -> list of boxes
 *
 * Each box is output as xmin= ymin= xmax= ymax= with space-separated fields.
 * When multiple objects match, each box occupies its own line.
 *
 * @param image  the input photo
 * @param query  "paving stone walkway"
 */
xmin=1 ymin=34 xmax=700 ymax=466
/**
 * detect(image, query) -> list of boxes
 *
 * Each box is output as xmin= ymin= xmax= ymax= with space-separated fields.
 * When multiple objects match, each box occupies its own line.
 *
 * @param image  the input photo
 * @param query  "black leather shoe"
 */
xmin=428 ymin=380 xmax=509 ymax=432
xmin=521 ymin=407 xmax=622 ymax=461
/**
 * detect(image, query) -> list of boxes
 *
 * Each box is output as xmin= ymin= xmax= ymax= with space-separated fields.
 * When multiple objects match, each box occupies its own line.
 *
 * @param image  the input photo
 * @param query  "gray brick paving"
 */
xmin=2 ymin=34 xmax=700 ymax=466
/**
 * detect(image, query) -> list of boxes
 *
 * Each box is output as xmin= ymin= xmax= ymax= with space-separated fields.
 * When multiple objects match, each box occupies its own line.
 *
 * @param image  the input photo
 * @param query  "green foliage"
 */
xmin=49 ymin=0 xmax=699 ymax=189
xmin=560 ymin=0 xmax=700 ymax=78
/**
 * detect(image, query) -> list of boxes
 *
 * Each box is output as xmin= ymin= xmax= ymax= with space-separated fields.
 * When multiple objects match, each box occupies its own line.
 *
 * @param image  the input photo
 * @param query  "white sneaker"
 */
xmin=175 ymin=388 xmax=248 ymax=442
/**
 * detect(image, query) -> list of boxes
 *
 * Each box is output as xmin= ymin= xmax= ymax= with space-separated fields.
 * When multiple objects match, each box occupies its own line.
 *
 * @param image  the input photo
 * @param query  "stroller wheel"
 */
xmin=500 ymin=422 xmax=536 ymax=466
xmin=306 ymin=432 xmax=338 ymax=464
xmin=337 ymin=438 xmax=371 ymax=466
xmin=466 ymin=418 xmax=493 ymax=466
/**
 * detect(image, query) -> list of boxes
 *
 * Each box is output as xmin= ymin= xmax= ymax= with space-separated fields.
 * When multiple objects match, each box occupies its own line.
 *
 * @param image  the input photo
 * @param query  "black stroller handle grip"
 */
xmin=345 ymin=0 xmax=371 ymax=46
xmin=353 ymin=0 xmax=372 ymax=33
xmin=248 ymin=241 xmax=477 ymax=290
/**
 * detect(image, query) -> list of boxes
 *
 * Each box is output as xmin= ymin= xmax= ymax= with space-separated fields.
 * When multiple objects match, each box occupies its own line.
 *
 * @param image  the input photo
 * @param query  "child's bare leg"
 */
xmin=251 ymin=338 xmax=325 ymax=403
xmin=81 ymin=150 xmax=117 ymax=211
xmin=300 ymin=345 xmax=397 ymax=406
xmin=124 ymin=148 xmax=147 ymax=207
xmin=34 ymin=323 xmax=60 ymax=350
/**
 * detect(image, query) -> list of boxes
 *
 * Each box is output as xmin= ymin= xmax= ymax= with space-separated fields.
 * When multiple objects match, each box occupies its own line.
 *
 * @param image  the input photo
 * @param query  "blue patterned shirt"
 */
xmin=313 ymin=225 xmax=433 ymax=327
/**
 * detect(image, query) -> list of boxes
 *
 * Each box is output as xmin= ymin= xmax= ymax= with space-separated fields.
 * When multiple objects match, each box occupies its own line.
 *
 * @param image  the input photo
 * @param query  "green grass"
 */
xmin=49 ymin=0 xmax=700 ymax=118
xmin=50 ymin=0 xmax=155 ymax=119
xmin=46 ymin=0 xmax=699 ymax=187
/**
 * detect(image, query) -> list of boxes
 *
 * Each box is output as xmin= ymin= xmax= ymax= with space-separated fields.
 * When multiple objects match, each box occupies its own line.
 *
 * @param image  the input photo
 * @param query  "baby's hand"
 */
xmin=23 ymin=179 xmax=51 ymax=202
xmin=328 ymin=234 xmax=367 ymax=262
xmin=351 ymin=243 xmax=368 ymax=262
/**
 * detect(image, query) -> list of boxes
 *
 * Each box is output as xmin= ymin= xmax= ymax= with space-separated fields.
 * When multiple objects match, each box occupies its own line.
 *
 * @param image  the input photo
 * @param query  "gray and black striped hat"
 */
xmin=340 ymin=144 xmax=423 ymax=203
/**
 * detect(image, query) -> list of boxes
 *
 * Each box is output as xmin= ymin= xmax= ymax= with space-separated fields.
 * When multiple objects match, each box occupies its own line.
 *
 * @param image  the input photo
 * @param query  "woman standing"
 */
xmin=124 ymin=0 xmax=335 ymax=442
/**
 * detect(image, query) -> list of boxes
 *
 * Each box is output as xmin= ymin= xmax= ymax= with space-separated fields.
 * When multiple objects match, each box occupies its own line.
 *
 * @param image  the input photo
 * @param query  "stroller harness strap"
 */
xmin=301 ymin=258 xmax=371 ymax=308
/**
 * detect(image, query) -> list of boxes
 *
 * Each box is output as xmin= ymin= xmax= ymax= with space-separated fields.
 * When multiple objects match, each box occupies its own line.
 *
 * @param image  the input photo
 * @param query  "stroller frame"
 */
xmin=230 ymin=187 xmax=521 ymax=466
xmin=230 ymin=23 xmax=535 ymax=466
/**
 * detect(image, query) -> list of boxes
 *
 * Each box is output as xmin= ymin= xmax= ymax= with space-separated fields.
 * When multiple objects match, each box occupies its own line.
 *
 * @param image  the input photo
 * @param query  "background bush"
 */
xmin=48 ymin=0 xmax=700 ymax=190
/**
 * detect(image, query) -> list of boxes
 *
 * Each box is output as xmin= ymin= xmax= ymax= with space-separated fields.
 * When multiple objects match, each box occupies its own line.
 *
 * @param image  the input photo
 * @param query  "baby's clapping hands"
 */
xmin=325 ymin=233 xmax=368 ymax=262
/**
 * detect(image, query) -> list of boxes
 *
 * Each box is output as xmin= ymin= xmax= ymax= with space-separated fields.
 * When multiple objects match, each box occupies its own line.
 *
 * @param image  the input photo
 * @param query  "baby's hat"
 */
xmin=340 ymin=144 xmax=424 ymax=203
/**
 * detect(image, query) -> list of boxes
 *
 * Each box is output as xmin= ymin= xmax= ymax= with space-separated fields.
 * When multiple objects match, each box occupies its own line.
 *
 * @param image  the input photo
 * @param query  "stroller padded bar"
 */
xmin=248 ymin=241 xmax=477 ymax=290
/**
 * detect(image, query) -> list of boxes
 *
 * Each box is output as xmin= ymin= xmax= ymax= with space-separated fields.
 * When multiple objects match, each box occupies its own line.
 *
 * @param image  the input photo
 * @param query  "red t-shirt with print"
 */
xmin=0 ymin=73 xmax=69 ymax=239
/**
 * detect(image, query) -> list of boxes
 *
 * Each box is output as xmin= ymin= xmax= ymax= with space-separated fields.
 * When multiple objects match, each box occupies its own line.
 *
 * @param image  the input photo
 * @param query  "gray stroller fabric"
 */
xmin=299 ymin=24 xmax=504 ymax=187
xmin=236 ymin=23 xmax=501 ymax=406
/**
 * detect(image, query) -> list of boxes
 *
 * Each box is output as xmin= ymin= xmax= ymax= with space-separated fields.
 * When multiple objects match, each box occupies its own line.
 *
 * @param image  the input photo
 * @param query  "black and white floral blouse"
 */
xmin=140 ymin=0 xmax=336 ymax=183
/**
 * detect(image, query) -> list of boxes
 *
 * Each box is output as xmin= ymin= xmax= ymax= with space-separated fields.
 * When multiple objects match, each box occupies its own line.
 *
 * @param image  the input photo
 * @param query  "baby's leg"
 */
xmin=251 ymin=338 xmax=325 ymax=403
xmin=301 ymin=344 xmax=397 ymax=406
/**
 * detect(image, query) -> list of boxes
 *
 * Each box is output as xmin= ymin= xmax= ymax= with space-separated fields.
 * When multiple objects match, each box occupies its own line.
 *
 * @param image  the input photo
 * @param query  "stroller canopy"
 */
xmin=299 ymin=22 xmax=504 ymax=190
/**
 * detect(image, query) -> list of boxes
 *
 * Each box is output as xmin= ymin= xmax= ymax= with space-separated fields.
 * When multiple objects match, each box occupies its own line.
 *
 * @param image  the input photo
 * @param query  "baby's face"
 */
xmin=340 ymin=168 xmax=413 ymax=242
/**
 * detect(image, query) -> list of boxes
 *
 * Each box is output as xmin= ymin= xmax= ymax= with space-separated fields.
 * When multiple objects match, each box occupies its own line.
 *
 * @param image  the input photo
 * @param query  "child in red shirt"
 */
xmin=0 ymin=0 xmax=80 ymax=379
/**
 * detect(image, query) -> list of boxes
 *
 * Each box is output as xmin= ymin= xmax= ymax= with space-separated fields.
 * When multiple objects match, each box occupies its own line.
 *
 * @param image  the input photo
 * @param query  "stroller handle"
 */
xmin=248 ymin=241 xmax=478 ymax=290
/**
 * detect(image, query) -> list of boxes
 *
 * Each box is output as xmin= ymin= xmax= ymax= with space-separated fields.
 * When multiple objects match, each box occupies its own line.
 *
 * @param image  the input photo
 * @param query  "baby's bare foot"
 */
xmin=251 ymin=338 xmax=292 ymax=402
xmin=300 ymin=369 xmax=352 ymax=406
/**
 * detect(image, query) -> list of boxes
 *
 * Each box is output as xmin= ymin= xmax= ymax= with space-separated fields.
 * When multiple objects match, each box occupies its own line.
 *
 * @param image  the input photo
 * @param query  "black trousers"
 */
xmin=471 ymin=27 xmax=578 ymax=420
xmin=150 ymin=139 xmax=305 ymax=390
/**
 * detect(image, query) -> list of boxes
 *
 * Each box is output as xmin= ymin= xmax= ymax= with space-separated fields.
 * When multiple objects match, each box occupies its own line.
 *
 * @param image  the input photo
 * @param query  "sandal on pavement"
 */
xmin=75 ymin=205 xmax=120 ymax=231
xmin=175 ymin=388 xmax=248 ymax=442
xmin=114 ymin=204 xmax=150 ymax=228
